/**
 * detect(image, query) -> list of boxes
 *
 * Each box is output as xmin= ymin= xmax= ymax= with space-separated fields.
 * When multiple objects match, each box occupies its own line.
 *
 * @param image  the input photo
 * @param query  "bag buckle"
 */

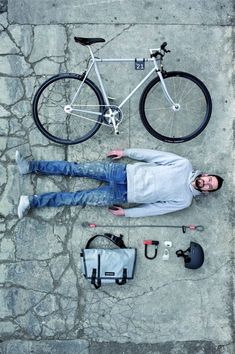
xmin=104 ymin=233 xmax=126 ymax=248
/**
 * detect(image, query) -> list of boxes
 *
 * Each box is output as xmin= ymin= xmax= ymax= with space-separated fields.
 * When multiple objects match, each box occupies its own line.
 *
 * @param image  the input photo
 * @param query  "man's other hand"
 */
xmin=107 ymin=149 xmax=124 ymax=160
xmin=108 ymin=206 xmax=125 ymax=216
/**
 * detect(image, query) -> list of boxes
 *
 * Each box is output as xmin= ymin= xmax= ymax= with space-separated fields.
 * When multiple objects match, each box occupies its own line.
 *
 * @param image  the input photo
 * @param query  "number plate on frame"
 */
xmin=135 ymin=58 xmax=145 ymax=70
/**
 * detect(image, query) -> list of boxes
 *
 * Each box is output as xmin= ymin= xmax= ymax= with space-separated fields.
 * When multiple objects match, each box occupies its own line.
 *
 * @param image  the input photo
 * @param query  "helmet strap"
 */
xmin=176 ymin=248 xmax=191 ymax=263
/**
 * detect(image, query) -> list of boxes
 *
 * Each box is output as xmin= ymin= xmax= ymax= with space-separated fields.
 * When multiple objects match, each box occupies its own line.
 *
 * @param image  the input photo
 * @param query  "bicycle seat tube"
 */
xmin=88 ymin=46 xmax=121 ymax=134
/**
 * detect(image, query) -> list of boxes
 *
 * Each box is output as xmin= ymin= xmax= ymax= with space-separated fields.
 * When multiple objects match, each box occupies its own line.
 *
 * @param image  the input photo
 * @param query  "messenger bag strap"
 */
xmin=91 ymin=268 xmax=101 ymax=289
xmin=116 ymin=268 xmax=127 ymax=286
xmin=85 ymin=233 xmax=127 ymax=249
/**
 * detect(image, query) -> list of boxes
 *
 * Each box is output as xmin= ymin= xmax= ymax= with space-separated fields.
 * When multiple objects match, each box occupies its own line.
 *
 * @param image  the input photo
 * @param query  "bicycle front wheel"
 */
xmin=32 ymin=73 xmax=105 ymax=145
xmin=139 ymin=71 xmax=212 ymax=143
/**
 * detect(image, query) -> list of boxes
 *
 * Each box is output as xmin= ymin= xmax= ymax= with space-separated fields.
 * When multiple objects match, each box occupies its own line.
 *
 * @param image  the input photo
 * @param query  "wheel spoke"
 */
xmin=178 ymin=82 xmax=197 ymax=102
xmin=144 ymin=106 xmax=172 ymax=112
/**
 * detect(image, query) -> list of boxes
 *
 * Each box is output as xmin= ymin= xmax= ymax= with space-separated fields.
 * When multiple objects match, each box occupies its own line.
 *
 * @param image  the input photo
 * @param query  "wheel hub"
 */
xmin=172 ymin=103 xmax=180 ymax=111
xmin=64 ymin=105 xmax=72 ymax=113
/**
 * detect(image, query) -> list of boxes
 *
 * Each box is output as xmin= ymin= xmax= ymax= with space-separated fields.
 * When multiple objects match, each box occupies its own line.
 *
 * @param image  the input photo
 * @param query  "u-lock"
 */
xmin=143 ymin=240 xmax=159 ymax=260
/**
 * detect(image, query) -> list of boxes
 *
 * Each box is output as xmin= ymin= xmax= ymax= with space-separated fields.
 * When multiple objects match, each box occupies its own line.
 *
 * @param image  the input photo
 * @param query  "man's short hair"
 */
xmin=210 ymin=174 xmax=224 ymax=192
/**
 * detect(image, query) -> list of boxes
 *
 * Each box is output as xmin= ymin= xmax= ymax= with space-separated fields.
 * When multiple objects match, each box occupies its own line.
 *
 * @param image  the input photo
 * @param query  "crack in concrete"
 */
xmin=93 ymin=24 xmax=134 ymax=54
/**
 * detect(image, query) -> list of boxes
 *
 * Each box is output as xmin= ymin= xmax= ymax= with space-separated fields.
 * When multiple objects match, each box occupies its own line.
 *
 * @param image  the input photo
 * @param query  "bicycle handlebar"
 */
xmin=161 ymin=42 xmax=171 ymax=53
xmin=161 ymin=42 xmax=167 ymax=50
xmin=150 ymin=42 xmax=171 ymax=59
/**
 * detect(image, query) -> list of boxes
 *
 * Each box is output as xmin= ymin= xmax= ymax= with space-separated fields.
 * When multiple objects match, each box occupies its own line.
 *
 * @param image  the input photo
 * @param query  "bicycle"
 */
xmin=32 ymin=37 xmax=212 ymax=145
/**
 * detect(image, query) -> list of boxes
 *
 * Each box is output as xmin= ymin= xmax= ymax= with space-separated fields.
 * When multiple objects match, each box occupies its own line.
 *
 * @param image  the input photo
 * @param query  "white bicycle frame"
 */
xmin=66 ymin=46 xmax=178 ymax=134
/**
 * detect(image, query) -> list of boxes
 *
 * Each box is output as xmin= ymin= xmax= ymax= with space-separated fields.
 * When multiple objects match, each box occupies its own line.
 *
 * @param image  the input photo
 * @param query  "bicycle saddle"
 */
xmin=74 ymin=37 xmax=105 ymax=46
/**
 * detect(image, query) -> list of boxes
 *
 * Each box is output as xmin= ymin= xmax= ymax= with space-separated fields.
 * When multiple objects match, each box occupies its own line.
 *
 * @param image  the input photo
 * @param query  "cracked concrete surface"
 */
xmin=0 ymin=0 xmax=234 ymax=353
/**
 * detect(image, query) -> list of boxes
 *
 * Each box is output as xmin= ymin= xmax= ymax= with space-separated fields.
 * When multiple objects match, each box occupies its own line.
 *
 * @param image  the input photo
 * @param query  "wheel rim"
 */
xmin=142 ymin=73 xmax=211 ymax=142
xmin=34 ymin=76 xmax=103 ymax=144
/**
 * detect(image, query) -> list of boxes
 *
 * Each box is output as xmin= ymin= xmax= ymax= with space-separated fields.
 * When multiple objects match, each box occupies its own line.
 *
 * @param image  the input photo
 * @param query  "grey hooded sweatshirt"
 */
xmin=123 ymin=149 xmax=201 ymax=217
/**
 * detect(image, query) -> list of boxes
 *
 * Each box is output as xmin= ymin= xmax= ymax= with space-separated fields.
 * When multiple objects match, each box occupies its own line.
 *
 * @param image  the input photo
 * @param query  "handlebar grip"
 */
xmin=161 ymin=42 xmax=168 ymax=50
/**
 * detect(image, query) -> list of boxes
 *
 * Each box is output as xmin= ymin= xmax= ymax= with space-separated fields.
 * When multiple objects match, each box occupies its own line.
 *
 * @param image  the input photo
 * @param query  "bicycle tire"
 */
xmin=32 ymin=73 xmax=105 ymax=145
xmin=139 ymin=71 xmax=212 ymax=143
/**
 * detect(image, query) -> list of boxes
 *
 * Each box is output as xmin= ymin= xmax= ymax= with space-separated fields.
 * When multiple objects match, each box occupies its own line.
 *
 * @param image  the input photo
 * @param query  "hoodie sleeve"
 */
xmin=124 ymin=200 xmax=192 ymax=218
xmin=123 ymin=148 xmax=186 ymax=165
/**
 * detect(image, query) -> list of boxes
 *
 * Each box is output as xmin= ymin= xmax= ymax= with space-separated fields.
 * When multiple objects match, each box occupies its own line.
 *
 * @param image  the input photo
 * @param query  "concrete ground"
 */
xmin=0 ymin=0 xmax=234 ymax=353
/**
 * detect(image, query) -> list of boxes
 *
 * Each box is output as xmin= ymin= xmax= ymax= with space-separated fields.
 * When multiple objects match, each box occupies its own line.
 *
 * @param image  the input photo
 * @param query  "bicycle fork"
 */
xmin=157 ymin=70 xmax=180 ymax=111
xmin=152 ymin=56 xmax=180 ymax=110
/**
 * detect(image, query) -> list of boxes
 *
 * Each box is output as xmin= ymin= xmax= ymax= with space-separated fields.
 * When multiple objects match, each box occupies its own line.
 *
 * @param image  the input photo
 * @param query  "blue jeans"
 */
xmin=28 ymin=161 xmax=128 ymax=208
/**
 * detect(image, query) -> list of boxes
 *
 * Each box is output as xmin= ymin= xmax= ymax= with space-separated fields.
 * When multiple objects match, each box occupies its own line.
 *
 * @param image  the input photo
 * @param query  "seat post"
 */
xmin=87 ymin=45 xmax=95 ymax=60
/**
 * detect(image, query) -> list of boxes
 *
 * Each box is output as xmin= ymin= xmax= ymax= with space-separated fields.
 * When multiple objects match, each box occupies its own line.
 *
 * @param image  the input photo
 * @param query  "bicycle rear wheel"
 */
xmin=139 ymin=71 xmax=212 ymax=143
xmin=32 ymin=73 xmax=105 ymax=145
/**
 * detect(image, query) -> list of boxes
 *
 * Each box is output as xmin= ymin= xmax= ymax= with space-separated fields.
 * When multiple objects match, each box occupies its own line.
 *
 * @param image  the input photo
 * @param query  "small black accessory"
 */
xmin=176 ymin=241 xmax=204 ymax=269
xmin=143 ymin=240 xmax=159 ymax=260
xmin=80 ymin=233 xmax=137 ymax=289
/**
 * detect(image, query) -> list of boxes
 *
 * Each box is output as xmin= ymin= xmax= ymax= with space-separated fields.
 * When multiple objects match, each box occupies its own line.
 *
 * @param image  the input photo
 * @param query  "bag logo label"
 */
xmin=105 ymin=272 xmax=115 ymax=276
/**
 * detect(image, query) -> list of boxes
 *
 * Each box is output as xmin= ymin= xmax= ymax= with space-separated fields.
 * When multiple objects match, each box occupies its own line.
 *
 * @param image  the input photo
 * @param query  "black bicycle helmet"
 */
xmin=176 ymin=241 xmax=204 ymax=269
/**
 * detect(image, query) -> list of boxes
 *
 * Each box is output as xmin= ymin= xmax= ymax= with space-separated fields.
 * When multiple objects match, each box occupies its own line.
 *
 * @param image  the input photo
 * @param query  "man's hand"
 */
xmin=108 ymin=206 xmax=125 ymax=216
xmin=107 ymin=149 xmax=124 ymax=160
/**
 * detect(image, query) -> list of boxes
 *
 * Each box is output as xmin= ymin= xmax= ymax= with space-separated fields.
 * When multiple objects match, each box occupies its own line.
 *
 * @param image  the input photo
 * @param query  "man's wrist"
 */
xmin=123 ymin=149 xmax=128 ymax=157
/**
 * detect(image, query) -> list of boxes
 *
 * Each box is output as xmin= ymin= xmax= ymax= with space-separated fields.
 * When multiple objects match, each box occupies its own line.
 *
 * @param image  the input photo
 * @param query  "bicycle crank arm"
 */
xmin=103 ymin=108 xmax=121 ymax=134
xmin=114 ymin=125 xmax=120 ymax=135
xmin=107 ymin=114 xmax=119 ymax=134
